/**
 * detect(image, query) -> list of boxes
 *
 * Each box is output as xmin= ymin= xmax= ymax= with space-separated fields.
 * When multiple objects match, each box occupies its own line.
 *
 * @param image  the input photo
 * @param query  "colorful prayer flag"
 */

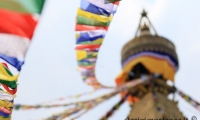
xmin=0 ymin=0 xmax=45 ymax=71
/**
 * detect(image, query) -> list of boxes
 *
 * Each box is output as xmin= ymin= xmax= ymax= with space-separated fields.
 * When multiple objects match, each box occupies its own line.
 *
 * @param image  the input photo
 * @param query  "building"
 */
xmin=117 ymin=10 xmax=184 ymax=119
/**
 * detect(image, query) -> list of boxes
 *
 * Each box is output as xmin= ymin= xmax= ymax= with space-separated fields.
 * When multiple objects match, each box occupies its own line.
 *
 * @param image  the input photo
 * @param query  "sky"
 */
xmin=8 ymin=0 xmax=200 ymax=120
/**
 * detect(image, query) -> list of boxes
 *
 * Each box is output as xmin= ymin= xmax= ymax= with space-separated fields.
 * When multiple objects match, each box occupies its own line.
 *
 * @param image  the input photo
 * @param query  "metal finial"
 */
xmin=141 ymin=9 xmax=147 ymax=17
xmin=135 ymin=9 xmax=158 ymax=37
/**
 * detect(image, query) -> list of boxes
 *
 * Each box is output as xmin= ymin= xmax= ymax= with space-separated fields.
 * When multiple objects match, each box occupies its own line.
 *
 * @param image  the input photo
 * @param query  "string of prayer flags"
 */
xmin=43 ymin=77 xmax=150 ymax=120
xmin=15 ymin=77 xmax=150 ymax=113
xmin=42 ymin=97 xmax=110 ymax=119
xmin=44 ymin=107 xmax=82 ymax=120
xmin=70 ymin=109 xmax=91 ymax=120
xmin=43 ymin=89 xmax=118 ymax=120
xmin=0 ymin=1 xmax=45 ymax=119
xmin=0 ymin=63 xmax=16 ymax=119
xmin=0 ymin=0 xmax=45 ymax=71
xmin=14 ymin=91 xmax=112 ymax=110
xmin=14 ymin=77 xmax=151 ymax=120
xmin=75 ymin=0 xmax=120 ymax=89
xmin=177 ymin=90 xmax=200 ymax=111
xmin=14 ymin=103 xmax=74 ymax=110
xmin=38 ymin=90 xmax=96 ymax=104
xmin=100 ymin=92 xmax=129 ymax=120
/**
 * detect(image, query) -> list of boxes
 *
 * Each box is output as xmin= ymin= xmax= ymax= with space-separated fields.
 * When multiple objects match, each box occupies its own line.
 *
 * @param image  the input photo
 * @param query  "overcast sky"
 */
xmin=10 ymin=0 xmax=200 ymax=120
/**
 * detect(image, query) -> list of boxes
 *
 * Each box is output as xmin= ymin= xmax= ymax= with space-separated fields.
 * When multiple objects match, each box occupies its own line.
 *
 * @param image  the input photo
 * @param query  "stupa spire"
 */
xmin=135 ymin=9 xmax=158 ymax=37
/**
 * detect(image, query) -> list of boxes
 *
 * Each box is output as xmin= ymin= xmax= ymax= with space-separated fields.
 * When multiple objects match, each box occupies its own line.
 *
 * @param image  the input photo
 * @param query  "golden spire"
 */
xmin=135 ymin=9 xmax=158 ymax=37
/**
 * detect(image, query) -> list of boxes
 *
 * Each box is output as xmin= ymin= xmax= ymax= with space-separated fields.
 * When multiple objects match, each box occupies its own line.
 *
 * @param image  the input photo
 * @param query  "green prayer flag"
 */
xmin=77 ymin=15 xmax=107 ymax=27
xmin=0 ymin=0 xmax=45 ymax=14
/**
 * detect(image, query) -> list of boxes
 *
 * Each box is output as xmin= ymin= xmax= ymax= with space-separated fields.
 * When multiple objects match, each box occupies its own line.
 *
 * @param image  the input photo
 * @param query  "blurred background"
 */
xmin=11 ymin=0 xmax=200 ymax=119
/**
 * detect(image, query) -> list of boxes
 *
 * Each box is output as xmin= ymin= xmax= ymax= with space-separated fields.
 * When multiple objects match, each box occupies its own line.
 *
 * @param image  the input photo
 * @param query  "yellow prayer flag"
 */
xmin=0 ymin=100 xmax=13 ymax=108
xmin=0 ymin=65 xmax=19 ymax=81
xmin=77 ymin=8 xmax=109 ymax=23
xmin=76 ymin=50 xmax=87 ymax=60
xmin=93 ymin=38 xmax=103 ymax=44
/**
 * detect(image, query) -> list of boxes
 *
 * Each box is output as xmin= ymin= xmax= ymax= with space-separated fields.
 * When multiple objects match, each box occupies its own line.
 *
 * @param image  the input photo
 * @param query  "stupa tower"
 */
xmin=115 ymin=10 xmax=185 ymax=119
